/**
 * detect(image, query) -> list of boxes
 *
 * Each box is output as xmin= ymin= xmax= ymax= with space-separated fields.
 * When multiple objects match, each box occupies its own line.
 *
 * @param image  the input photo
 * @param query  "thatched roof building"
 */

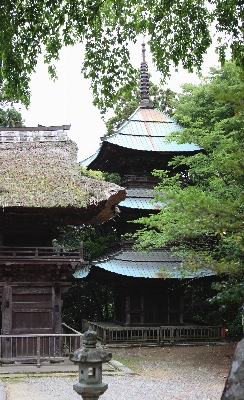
xmin=0 ymin=126 xmax=126 ymax=225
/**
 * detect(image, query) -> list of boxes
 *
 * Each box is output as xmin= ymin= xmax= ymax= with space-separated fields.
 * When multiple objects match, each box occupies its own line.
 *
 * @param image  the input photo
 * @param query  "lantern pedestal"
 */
xmin=73 ymin=382 xmax=108 ymax=400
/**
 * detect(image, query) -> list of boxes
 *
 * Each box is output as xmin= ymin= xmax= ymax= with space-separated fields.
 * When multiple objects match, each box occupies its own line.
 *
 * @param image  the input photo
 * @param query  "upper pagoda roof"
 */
xmin=80 ymin=41 xmax=200 ymax=174
xmin=101 ymin=107 xmax=195 ymax=152
xmin=80 ymin=106 xmax=200 ymax=173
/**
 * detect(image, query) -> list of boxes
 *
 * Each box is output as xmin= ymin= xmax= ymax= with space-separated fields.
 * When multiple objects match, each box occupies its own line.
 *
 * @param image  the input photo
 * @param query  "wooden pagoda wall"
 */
xmin=88 ymin=267 xmax=184 ymax=327
xmin=114 ymin=283 xmax=183 ymax=327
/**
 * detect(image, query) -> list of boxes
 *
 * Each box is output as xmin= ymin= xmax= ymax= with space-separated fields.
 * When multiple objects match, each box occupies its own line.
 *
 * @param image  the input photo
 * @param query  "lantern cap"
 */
xmin=70 ymin=328 xmax=112 ymax=364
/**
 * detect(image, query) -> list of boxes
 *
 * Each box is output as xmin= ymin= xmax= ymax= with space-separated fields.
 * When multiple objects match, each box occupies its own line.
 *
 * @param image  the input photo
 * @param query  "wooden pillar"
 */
xmin=121 ymin=297 xmax=124 ymax=323
xmin=52 ymin=284 xmax=62 ymax=357
xmin=125 ymin=296 xmax=130 ymax=326
xmin=167 ymin=295 xmax=170 ymax=324
xmin=2 ymin=286 xmax=12 ymax=357
xmin=153 ymin=295 xmax=158 ymax=324
xmin=2 ymin=286 xmax=12 ymax=334
xmin=0 ymin=232 xmax=3 ymax=246
xmin=179 ymin=296 xmax=184 ymax=324
xmin=52 ymin=284 xmax=62 ymax=334
xmin=141 ymin=296 xmax=144 ymax=324
xmin=113 ymin=295 xmax=118 ymax=323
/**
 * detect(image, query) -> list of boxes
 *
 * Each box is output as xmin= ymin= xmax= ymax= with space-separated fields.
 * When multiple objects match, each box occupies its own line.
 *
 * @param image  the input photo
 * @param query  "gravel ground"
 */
xmin=5 ymin=374 xmax=224 ymax=400
xmin=4 ymin=344 xmax=236 ymax=400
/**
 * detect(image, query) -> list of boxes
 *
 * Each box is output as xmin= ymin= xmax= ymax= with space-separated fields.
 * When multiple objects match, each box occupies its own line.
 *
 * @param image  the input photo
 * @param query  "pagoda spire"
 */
xmin=140 ymin=41 xmax=153 ymax=108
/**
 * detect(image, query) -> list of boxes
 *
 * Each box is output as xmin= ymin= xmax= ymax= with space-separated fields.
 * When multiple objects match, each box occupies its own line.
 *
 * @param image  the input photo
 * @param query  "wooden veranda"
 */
xmin=82 ymin=320 xmax=225 ymax=345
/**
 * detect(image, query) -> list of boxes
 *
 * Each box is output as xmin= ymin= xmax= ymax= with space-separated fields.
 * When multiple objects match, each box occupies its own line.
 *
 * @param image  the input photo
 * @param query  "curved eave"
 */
xmin=78 ymin=107 xmax=201 ymax=172
xmin=119 ymin=188 xmax=162 ymax=210
xmin=79 ymin=141 xmax=200 ymax=175
xmin=73 ymin=250 xmax=214 ymax=279
xmin=119 ymin=198 xmax=161 ymax=210
xmin=79 ymin=150 xmax=100 ymax=168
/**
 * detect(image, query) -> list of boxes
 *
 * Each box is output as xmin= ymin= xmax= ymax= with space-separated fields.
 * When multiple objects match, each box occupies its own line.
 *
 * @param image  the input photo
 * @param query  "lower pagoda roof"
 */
xmin=119 ymin=188 xmax=162 ymax=210
xmin=73 ymin=250 xmax=214 ymax=279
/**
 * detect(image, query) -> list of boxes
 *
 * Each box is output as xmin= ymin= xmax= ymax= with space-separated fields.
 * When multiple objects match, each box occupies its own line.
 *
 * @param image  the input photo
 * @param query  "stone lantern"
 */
xmin=70 ymin=328 xmax=112 ymax=400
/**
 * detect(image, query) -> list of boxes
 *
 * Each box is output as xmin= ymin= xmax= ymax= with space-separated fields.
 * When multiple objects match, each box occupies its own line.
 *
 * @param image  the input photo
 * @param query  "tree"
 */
xmin=79 ymin=166 xmax=121 ymax=185
xmin=62 ymin=279 xmax=114 ymax=330
xmin=52 ymin=222 xmax=118 ymax=328
xmin=0 ymin=1 xmax=244 ymax=112
xmin=52 ymin=223 xmax=118 ymax=261
xmin=105 ymin=70 xmax=176 ymax=136
xmin=0 ymin=105 xmax=24 ymax=126
xmin=132 ymin=62 xmax=244 ymax=331
xmin=133 ymin=62 xmax=244 ymax=278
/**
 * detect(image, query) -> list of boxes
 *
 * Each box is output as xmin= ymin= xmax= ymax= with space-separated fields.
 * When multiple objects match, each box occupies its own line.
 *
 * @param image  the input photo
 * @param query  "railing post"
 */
xmin=157 ymin=328 xmax=160 ymax=344
xmin=103 ymin=329 xmax=107 ymax=344
xmin=79 ymin=241 xmax=84 ymax=260
xmin=37 ymin=336 xmax=41 ymax=368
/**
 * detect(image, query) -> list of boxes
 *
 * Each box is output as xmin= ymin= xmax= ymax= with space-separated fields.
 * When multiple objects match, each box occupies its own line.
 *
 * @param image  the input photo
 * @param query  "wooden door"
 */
xmin=2 ymin=286 xmax=61 ymax=357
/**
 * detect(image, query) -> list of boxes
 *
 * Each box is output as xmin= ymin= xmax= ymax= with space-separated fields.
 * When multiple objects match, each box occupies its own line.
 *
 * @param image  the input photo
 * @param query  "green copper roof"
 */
xmin=119 ymin=188 xmax=162 ymax=210
xmin=73 ymin=250 xmax=213 ymax=279
xmin=80 ymin=107 xmax=199 ymax=168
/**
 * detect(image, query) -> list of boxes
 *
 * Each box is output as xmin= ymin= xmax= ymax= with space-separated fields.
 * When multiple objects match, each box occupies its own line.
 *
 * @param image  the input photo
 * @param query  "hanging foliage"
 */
xmin=0 ymin=1 xmax=244 ymax=112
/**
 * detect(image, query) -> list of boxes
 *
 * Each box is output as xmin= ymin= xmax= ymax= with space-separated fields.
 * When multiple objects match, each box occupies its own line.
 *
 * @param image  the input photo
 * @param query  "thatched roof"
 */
xmin=0 ymin=132 xmax=126 ymax=224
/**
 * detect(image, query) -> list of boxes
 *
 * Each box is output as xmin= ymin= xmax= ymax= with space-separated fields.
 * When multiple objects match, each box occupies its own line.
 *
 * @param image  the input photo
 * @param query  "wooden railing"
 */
xmin=0 ymin=246 xmax=84 ymax=262
xmin=82 ymin=320 xmax=224 ymax=344
xmin=0 ymin=243 xmax=89 ymax=265
xmin=159 ymin=326 xmax=224 ymax=342
xmin=62 ymin=322 xmax=82 ymax=335
xmin=0 ymin=333 xmax=83 ymax=367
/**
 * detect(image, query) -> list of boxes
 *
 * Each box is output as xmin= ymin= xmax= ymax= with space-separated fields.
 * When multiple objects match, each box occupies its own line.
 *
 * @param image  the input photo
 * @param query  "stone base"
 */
xmin=73 ymin=382 xmax=108 ymax=399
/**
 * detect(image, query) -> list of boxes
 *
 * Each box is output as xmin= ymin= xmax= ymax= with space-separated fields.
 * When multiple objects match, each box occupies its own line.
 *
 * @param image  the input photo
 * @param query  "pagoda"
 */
xmin=77 ymin=44 xmax=212 ymax=328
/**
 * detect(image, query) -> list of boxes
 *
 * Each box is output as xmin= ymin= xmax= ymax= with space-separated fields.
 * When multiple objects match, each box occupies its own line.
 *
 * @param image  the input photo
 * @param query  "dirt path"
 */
xmin=110 ymin=343 xmax=236 ymax=379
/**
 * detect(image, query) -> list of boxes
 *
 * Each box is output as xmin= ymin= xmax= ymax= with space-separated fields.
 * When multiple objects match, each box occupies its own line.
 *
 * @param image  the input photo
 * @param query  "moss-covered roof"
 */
xmin=0 ymin=138 xmax=125 ymax=223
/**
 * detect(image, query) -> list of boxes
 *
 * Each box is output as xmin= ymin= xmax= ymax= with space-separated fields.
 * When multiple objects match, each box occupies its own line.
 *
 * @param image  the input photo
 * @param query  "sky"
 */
xmin=19 ymin=39 xmax=220 ymax=163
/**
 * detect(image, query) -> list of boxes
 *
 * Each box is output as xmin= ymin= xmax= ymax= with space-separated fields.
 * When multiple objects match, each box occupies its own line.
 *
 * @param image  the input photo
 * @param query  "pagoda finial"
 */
xmin=140 ymin=40 xmax=153 ymax=108
xmin=142 ymin=40 xmax=146 ymax=63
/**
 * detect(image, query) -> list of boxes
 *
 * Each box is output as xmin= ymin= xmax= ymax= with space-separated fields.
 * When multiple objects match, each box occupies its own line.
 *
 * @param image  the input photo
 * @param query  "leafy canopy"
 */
xmin=1 ymin=1 xmax=244 ymax=111
xmin=79 ymin=166 xmax=121 ymax=185
xmin=0 ymin=104 xmax=23 ymax=126
xmin=52 ymin=223 xmax=118 ymax=261
xmin=62 ymin=280 xmax=114 ymax=329
xmin=133 ymin=62 xmax=244 ymax=280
